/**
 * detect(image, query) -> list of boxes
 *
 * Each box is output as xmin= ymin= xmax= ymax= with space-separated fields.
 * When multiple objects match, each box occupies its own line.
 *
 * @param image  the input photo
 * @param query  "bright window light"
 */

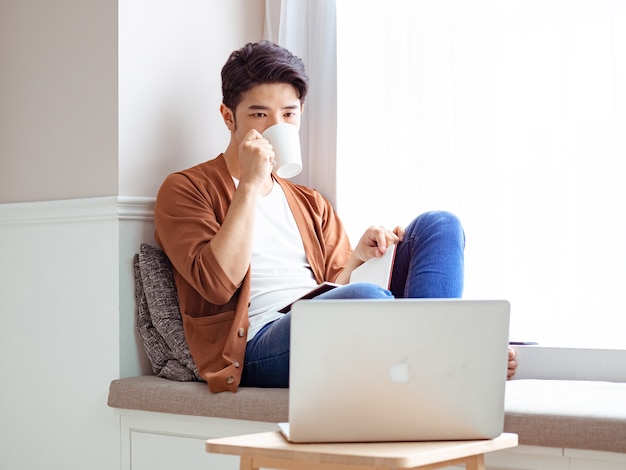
xmin=336 ymin=0 xmax=626 ymax=349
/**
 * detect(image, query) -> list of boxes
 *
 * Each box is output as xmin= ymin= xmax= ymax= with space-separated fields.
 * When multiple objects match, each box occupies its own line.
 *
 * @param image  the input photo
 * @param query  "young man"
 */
xmin=155 ymin=41 xmax=515 ymax=392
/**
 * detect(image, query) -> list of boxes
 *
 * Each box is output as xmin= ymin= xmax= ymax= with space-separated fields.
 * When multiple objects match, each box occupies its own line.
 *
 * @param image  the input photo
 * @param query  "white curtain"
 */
xmin=264 ymin=0 xmax=338 ymax=205
xmin=336 ymin=0 xmax=626 ymax=348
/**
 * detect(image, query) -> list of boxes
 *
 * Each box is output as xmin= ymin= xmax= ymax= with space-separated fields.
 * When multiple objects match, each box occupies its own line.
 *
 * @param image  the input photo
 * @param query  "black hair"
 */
xmin=221 ymin=40 xmax=309 ymax=112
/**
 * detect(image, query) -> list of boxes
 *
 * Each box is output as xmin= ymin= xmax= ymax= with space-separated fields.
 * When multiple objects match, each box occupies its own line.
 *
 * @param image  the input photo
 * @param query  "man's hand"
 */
xmin=508 ymin=347 xmax=518 ymax=379
xmin=238 ymin=129 xmax=275 ymax=188
xmin=336 ymin=225 xmax=404 ymax=284
xmin=353 ymin=225 xmax=404 ymax=263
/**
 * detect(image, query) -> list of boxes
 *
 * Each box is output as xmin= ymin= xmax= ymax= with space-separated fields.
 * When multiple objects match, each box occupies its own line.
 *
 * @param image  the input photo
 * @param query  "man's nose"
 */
xmin=268 ymin=114 xmax=288 ymax=128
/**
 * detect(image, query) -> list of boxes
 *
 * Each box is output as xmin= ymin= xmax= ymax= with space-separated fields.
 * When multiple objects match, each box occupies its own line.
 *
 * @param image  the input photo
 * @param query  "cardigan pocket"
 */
xmin=184 ymin=309 xmax=236 ymax=352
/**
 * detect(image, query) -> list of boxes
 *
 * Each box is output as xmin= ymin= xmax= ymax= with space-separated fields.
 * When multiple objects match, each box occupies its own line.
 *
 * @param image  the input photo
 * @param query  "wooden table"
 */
xmin=206 ymin=431 xmax=518 ymax=470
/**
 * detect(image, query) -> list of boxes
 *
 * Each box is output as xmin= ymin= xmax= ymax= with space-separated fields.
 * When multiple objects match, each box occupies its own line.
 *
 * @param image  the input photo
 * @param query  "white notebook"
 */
xmin=349 ymin=243 xmax=396 ymax=288
xmin=278 ymin=244 xmax=396 ymax=313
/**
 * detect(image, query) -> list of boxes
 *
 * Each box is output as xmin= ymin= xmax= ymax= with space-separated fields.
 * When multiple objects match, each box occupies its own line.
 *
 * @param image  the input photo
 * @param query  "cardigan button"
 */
xmin=237 ymin=327 xmax=245 ymax=337
xmin=233 ymin=361 xmax=240 ymax=368
xmin=226 ymin=375 xmax=235 ymax=385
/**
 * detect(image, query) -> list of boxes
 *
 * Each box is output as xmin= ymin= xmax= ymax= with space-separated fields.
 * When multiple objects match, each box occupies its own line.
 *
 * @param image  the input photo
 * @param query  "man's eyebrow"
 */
xmin=247 ymin=104 xmax=300 ymax=110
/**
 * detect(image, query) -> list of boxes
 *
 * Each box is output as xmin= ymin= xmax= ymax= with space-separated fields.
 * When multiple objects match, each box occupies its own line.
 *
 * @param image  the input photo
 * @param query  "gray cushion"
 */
xmin=135 ymin=244 xmax=200 ymax=381
xmin=108 ymin=375 xmax=288 ymax=423
xmin=504 ymin=379 xmax=626 ymax=453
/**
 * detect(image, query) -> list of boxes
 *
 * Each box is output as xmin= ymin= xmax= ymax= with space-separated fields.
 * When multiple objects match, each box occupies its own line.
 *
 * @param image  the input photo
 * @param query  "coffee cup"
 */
xmin=262 ymin=123 xmax=302 ymax=178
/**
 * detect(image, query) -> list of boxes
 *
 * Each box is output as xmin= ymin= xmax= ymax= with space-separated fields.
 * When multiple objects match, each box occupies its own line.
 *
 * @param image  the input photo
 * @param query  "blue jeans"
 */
xmin=240 ymin=211 xmax=465 ymax=388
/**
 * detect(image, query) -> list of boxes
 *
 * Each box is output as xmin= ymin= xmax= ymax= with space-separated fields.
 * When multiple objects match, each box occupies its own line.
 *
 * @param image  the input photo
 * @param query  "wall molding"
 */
xmin=0 ymin=196 xmax=156 ymax=225
xmin=117 ymin=196 xmax=156 ymax=221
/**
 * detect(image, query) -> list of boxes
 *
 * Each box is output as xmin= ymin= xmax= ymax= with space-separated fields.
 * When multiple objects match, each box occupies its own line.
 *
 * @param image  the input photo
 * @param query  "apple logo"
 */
xmin=388 ymin=358 xmax=411 ymax=383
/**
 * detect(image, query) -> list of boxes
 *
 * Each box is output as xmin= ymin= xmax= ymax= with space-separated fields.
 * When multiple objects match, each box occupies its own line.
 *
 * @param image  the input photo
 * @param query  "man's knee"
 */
xmin=410 ymin=211 xmax=464 ymax=241
xmin=418 ymin=210 xmax=461 ymax=226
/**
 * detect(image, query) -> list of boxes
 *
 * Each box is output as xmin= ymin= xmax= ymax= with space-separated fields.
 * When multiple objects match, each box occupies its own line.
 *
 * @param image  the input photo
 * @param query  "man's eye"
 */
xmin=252 ymin=113 xmax=266 ymax=118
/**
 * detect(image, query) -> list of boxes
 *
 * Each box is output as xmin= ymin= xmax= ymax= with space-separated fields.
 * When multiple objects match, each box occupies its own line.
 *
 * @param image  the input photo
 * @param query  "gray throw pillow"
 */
xmin=135 ymin=244 xmax=200 ymax=381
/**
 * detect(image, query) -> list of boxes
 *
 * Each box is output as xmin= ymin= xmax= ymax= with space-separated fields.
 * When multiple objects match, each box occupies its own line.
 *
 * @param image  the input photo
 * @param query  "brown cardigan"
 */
xmin=154 ymin=154 xmax=352 ymax=392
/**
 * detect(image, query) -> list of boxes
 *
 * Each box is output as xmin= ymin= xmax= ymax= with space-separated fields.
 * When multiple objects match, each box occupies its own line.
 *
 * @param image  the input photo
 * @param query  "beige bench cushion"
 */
xmin=108 ymin=376 xmax=626 ymax=453
xmin=108 ymin=375 xmax=288 ymax=423
xmin=504 ymin=379 xmax=626 ymax=453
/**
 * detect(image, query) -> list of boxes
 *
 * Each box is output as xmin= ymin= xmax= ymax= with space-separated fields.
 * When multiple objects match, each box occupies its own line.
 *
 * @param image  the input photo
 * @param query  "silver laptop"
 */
xmin=279 ymin=299 xmax=510 ymax=443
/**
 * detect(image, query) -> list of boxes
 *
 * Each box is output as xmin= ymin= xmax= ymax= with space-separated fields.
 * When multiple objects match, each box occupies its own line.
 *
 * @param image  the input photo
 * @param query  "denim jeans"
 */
xmin=240 ymin=211 xmax=465 ymax=387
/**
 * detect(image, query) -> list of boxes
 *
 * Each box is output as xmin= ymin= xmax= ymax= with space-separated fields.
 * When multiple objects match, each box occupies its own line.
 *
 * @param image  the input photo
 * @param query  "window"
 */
xmin=336 ymin=0 xmax=626 ymax=349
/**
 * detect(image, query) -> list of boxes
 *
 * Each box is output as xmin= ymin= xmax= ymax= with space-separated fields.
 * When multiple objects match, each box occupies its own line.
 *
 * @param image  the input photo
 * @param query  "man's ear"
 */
xmin=220 ymin=104 xmax=236 ymax=131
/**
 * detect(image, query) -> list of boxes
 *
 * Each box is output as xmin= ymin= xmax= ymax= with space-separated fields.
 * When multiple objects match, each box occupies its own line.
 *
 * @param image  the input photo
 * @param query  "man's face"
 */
xmin=226 ymin=83 xmax=302 ymax=141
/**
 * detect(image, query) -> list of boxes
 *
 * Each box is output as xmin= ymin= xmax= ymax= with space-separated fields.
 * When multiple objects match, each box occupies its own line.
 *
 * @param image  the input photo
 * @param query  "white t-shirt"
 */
xmin=238 ymin=179 xmax=319 ymax=340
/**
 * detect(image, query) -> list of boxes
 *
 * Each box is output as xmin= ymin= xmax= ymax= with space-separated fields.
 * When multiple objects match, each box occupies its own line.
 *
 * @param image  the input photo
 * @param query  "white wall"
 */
xmin=119 ymin=0 xmax=265 ymax=198
xmin=0 ymin=1 xmax=265 ymax=469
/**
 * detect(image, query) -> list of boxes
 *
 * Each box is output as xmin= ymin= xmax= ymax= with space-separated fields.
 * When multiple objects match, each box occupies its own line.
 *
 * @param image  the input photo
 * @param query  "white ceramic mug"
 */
xmin=262 ymin=123 xmax=302 ymax=178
